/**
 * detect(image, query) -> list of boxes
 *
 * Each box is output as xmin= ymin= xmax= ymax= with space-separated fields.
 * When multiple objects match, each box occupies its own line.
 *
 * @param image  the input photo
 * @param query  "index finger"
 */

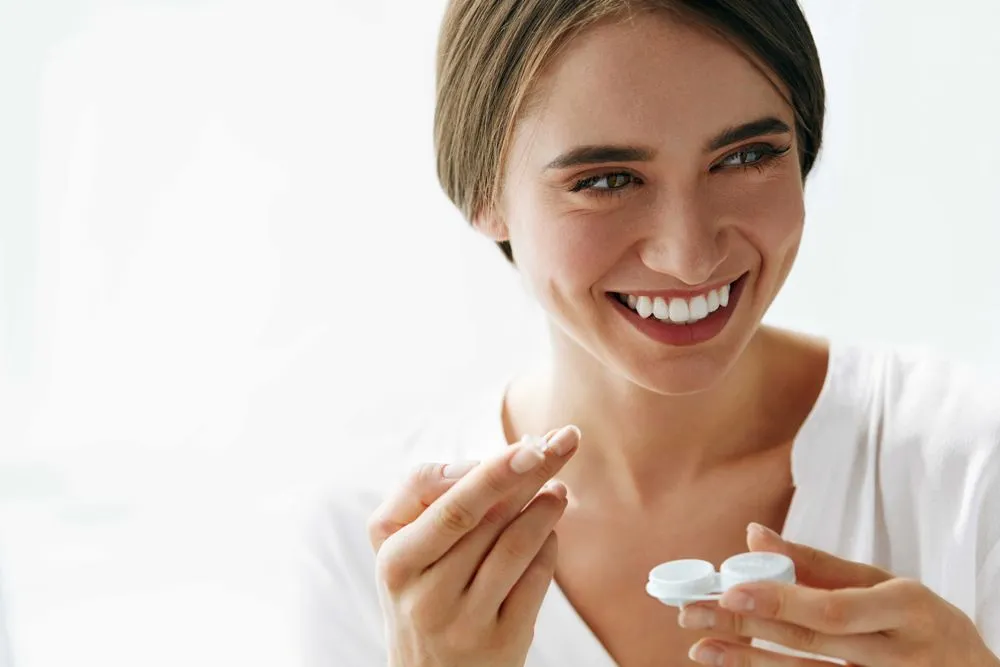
xmin=720 ymin=579 xmax=914 ymax=635
xmin=385 ymin=425 xmax=580 ymax=576
xmin=747 ymin=523 xmax=891 ymax=589
xmin=367 ymin=460 xmax=480 ymax=552
xmin=368 ymin=429 xmax=564 ymax=553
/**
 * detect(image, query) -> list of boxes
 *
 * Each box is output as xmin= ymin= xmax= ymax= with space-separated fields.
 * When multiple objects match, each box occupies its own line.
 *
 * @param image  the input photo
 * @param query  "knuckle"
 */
xmin=891 ymin=577 xmax=923 ymax=596
xmin=398 ymin=591 xmax=444 ymax=632
xmin=481 ymin=467 xmax=510 ymax=497
xmin=728 ymin=611 xmax=747 ymax=636
xmin=375 ymin=545 xmax=409 ymax=593
xmin=897 ymin=577 xmax=930 ymax=605
xmin=435 ymin=499 xmax=478 ymax=534
xmin=365 ymin=512 xmax=391 ymax=549
xmin=481 ymin=500 xmax=513 ymax=528
xmin=784 ymin=620 xmax=821 ymax=651
xmin=895 ymin=579 xmax=935 ymax=628
xmin=820 ymin=595 xmax=849 ymax=631
xmin=769 ymin=587 xmax=788 ymax=620
xmin=799 ymin=545 xmax=824 ymax=573
xmin=498 ymin=533 xmax=538 ymax=563
xmin=533 ymin=458 xmax=561 ymax=483
xmin=501 ymin=515 xmax=560 ymax=565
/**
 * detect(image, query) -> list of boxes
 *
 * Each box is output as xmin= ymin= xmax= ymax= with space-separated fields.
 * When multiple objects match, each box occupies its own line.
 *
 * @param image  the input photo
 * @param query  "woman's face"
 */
xmin=483 ymin=12 xmax=806 ymax=395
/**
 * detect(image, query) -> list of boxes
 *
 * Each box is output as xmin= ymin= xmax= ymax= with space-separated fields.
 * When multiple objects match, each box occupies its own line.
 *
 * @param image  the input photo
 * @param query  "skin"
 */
xmin=367 ymin=10 xmax=999 ymax=667
xmin=484 ymin=11 xmax=815 ymax=506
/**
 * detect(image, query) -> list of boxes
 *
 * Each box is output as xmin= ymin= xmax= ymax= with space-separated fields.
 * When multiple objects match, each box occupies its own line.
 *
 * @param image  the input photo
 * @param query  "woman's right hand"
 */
xmin=366 ymin=425 xmax=581 ymax=667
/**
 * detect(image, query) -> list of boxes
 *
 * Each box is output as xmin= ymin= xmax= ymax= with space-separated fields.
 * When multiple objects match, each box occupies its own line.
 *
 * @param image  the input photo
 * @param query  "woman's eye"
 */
xmin=572 ymin=172 xmax=638 ymax=193
xmin=720 ymin=147 xmax=768 ymax=167
xmin=716 ymin=143 xmax=790 ymax=171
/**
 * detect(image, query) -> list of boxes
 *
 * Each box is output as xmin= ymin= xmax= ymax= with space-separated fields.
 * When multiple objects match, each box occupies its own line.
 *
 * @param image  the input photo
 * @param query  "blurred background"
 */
xmin=1 ymin=0 xmax=999 ymax=665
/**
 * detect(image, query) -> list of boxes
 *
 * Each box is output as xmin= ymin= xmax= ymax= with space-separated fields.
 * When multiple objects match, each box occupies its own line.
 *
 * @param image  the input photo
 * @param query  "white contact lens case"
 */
xmin=646 ymin=552 xmax=795 ymax=607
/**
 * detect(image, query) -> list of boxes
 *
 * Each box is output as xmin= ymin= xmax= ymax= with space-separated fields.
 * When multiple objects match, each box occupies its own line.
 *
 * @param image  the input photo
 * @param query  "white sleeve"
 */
xmin=299 ymin=487 xmax=389 ymax=667
xmin=977 ymin=539 xmax=1000 ymax=657
xmin=974 ymin=418 xmax=1000 ymax=657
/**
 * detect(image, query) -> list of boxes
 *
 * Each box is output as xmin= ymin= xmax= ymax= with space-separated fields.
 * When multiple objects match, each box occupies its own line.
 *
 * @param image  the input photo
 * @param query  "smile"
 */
xmin=607 ymin=273 xmax=750 ymax=347
xmin=613 ymin=281 xmax=734 ymax=326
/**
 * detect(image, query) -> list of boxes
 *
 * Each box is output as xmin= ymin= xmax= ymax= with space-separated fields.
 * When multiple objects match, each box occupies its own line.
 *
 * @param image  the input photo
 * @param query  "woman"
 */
xmin=301 ymin=1 xmax=1000 ymax=665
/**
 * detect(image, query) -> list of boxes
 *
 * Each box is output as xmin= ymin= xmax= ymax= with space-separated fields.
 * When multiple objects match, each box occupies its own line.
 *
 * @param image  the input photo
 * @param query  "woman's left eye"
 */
xmin=716 ymin=144 xmax=789 ymax=170
xmin=571 ymin=172 xmax=640 ymax=195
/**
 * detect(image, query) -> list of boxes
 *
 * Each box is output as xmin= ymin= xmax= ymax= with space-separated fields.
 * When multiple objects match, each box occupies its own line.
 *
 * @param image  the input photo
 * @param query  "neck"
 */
xmin=504 ymin=326 xmax=824 ymax=508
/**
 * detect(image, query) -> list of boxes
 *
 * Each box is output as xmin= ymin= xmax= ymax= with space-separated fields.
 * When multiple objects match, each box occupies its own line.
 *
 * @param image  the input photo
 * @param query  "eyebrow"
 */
xmin=543 ymin=116 xmax=792 ymax=171
xmin=705 ymin=116 xmax=792 ymax=152
xmin=545 ymin=145 xmax=655 ymax=170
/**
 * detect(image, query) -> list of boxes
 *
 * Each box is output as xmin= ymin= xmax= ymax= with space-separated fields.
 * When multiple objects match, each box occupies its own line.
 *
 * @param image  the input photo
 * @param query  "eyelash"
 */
xmin=569 ymin=143 xmax=793 ymax=198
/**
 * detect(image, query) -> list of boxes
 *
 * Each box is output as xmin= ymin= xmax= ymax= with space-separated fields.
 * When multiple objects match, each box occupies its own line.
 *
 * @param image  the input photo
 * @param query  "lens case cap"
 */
xmin=646 ymin=551 xmax=795 ymax=607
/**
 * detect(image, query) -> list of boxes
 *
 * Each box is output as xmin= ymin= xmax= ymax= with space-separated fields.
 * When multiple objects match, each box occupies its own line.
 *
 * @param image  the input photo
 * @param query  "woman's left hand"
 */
xmin=678 ymin=523 xmax=1000 ymax=666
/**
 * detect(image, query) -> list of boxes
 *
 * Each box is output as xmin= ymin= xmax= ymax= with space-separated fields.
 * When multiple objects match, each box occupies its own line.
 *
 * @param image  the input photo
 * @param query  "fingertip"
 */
xmin=746 ymin=522 xmax=783 ymax=549
xmin=563 ymin=484 xmax=577 ymax=508
xmin=541 ymin=479 xmax=568 ymax=500
xmin=541 ymin=424 xmax=581 ymax=457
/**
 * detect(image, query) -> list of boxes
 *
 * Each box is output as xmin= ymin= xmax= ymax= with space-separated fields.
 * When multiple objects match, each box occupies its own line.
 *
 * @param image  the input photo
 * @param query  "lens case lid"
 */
xmin=646 ymin=552 xmax=795 ymax=607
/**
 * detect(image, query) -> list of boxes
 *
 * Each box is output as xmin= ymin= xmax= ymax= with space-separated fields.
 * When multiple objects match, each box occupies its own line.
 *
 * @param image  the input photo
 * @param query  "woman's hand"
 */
xmin=679 ymin=523 xmax=1000 ymax=667
xmin=366 ymin=425 xmax=580 ymax=667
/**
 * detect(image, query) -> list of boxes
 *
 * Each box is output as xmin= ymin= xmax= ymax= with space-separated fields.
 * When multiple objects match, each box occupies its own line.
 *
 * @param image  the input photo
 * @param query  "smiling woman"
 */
xmin=301 ymin=2 xmax=1000 ymax=667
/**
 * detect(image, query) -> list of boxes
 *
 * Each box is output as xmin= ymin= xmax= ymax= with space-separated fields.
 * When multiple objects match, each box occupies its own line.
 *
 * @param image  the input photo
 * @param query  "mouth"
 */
xmin=610 ymin=273 xmax=748 ymax=325
xmin=606 ymin=273 xmax=750 ymax=346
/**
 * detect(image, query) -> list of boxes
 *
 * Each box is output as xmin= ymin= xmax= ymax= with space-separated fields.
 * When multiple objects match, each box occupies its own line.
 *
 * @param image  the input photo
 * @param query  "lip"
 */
xmin=608 ymin=272 xmax=750 ymax=347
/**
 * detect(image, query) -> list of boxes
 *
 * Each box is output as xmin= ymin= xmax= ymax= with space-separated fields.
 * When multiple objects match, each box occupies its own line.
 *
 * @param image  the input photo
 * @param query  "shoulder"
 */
xmin=862 ymin=343 xmax=1000 ymax=553
xmin=871 ymin=344 xmax=1000 ymax=468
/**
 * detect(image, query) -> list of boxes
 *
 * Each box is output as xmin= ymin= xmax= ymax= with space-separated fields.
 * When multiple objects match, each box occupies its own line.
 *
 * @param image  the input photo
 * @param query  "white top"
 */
xmin=299 ymin=342 xmax=1000 ymax=665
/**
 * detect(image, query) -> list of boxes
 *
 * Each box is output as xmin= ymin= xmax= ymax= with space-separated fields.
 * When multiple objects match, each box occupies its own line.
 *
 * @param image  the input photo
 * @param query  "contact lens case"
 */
xmin=646 ymin=551 xmax=795 ymax=607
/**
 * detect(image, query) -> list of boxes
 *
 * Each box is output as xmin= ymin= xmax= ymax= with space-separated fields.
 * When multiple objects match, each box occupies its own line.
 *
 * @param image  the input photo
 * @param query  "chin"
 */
xmin=612 ymin=341 xmax=751 ymax=396
xmin=597 ymin=281 xmax=763 ymax=395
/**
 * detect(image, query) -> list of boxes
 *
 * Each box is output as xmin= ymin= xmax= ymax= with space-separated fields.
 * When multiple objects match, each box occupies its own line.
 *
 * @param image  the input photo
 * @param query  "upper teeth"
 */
xmin=621 ymin=283 xmax=732 ymax=324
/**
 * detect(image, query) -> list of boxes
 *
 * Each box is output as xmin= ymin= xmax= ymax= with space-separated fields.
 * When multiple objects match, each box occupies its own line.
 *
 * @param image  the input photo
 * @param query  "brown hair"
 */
xmin=434 ymin=0 xmax=825 ymax=263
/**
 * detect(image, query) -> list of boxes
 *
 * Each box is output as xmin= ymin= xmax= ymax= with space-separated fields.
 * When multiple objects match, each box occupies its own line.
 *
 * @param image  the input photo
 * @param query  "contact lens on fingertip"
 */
xmin=519 ymin=434 xmax=547 ymax=451
xmin=646 ymin=552 xmax=795 ymax=607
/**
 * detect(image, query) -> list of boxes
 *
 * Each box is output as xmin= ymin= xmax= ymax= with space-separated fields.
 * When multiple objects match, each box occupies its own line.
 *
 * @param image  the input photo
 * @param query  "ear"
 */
xmin=472 ymin=206 xmax=509 ymax=242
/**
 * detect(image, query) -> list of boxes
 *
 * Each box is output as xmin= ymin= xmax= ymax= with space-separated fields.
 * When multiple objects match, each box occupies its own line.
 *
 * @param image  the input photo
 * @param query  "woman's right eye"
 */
xmin=571 ymin=172 xmax=641 ymax=195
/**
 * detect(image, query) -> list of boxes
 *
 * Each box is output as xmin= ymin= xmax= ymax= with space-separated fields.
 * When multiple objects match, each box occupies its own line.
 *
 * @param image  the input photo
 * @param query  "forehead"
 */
xmin=512 ymin=12 xmax=792 ymax=161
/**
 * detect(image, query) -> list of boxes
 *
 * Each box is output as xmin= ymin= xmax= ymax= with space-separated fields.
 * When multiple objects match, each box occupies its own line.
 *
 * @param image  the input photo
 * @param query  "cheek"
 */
xmin=725 ymin=176 xmax=805 ymax=257
xmin=512 ymin=196 xmax=630 ymax=287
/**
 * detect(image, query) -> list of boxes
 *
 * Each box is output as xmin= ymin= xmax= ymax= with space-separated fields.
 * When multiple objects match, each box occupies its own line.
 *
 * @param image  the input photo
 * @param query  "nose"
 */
xmin=637 ymin=193 xmax=727 ymax=286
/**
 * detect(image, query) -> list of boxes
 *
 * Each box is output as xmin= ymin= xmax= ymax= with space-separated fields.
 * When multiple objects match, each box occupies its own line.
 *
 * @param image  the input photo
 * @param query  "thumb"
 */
xmin=746 ymin=522 xmax=891 ymax=589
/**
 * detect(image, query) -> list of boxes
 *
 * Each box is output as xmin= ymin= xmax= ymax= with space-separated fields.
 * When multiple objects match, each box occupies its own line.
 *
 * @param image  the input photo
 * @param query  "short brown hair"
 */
xmin=434 ymin=0 xmax=825 ymax=263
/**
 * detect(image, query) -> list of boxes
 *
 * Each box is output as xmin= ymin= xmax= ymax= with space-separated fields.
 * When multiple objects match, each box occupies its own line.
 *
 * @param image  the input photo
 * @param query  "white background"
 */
xmin=1 ymin=0 xmax=999 ymax=665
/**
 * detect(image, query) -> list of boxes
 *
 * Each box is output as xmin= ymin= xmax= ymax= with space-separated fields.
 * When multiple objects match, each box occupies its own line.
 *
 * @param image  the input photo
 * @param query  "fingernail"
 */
xmin=748 ymin=522 xmax=780 ymax=540
xmin=678 ymin=605 xmax=716 ymax=629
xmin=510 ymin=440 xmax=545 ymax=474
xmin=442 ymin=461 xmax=478 ymax=479
xmin=721 ymin=589 xmax=755 ymax=612
xmin=542 ymin=425 xmax=580 ymax=457
xmin=689 ymin=643 xmax=725 ymax=666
